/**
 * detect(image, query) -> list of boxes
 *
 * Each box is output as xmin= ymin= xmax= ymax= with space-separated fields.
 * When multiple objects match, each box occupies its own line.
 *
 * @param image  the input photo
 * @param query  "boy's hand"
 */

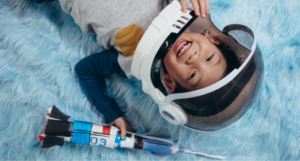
xmin=109 ymin=117 xmax=132 ymax=140
xmin=179 ymin=0 xmax=210 ymax=18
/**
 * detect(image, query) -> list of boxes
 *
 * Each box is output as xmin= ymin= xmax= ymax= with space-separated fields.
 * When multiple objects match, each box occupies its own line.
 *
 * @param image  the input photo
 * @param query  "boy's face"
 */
xmin=163 ymin=32 xmax=227 ymax=92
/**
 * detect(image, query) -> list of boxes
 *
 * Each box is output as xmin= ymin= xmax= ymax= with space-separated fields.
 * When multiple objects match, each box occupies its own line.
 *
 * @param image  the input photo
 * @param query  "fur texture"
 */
xmin=1 ymin=0 xmax=300 ymax=160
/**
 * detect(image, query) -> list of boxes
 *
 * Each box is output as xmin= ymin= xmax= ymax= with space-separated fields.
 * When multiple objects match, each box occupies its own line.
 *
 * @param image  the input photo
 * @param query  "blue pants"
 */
xmin=75 ymin=49 xmax=127 ymax=123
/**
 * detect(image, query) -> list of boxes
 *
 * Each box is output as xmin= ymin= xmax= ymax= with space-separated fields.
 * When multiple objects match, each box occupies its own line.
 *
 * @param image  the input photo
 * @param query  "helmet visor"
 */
xmin=151 ymin=11 xmax=264 ymax=131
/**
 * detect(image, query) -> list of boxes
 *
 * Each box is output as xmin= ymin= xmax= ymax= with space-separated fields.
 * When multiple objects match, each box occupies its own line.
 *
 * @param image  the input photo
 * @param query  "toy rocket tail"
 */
xmin=48 ymin=105 xmax=70 ymax=121
xmin=39 ymin=105 xmax=72 ymax=148
xmin=39 ymin=135 xmax=65 ymax=148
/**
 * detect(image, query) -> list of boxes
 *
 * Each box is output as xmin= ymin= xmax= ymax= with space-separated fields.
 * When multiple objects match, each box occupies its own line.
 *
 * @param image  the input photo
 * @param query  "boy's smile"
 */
xmin=163 ymin=32 xmax=227 ymax=92
xmin=174 ymin=39 xmax=192 ymax=57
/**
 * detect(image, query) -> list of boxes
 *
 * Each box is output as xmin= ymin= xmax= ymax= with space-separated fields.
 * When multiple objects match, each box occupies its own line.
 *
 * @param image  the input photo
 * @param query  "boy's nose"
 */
xmin=186 ymin=52 xmax=198 ymax=65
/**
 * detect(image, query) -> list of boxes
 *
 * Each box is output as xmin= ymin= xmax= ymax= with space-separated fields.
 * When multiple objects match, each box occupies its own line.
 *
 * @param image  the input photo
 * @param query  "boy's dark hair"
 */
xmin=216 ymin=44 xmax=241 ymax=77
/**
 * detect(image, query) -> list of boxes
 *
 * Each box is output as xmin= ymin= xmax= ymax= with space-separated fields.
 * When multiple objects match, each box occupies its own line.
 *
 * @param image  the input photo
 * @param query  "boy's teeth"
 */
xmin=178 ymin=42 xmax=191 ymax=56
xmin=177 ymin=42 xmax=187 ymax=53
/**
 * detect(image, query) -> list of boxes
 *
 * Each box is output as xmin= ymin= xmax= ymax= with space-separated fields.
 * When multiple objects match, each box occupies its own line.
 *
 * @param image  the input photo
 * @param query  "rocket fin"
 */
xmin=46 ymin=114 xmax=50 ymax=121
xmin=42 ymin=136 xmax=65 ymax=148
xmin=48 ymin=107 xmax=52 ymax=114
xmin=45 ymin=119 xmax=72 ymax=137
xmin=39 ymin=134 xmax=45 ymax=141
xmin=49 ymin=105 xmax=70 ymax=121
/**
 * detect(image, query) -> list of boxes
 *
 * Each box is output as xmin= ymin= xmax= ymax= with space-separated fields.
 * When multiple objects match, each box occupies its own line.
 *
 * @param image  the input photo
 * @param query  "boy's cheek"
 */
xmin=164 ymin=52 xmax=175 ymax=66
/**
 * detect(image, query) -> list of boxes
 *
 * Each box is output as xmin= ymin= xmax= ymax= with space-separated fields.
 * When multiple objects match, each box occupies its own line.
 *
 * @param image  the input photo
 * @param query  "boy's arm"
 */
xmin=75 ymin=51 xmax=126 ymax=124
xmin=75 ymin=51 xmax=132 ymax=139
xmin=75 ymin=54 xmax=122 ymax=124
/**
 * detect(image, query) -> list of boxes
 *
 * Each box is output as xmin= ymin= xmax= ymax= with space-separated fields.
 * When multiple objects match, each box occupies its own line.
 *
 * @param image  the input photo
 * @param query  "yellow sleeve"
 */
xmin=115 ymin=24 xmax=145 ymax=57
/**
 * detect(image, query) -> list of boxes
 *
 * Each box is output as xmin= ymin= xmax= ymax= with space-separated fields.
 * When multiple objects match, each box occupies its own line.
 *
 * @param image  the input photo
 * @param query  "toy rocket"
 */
xmin=39 ymin=105 xmax=226 ymax=160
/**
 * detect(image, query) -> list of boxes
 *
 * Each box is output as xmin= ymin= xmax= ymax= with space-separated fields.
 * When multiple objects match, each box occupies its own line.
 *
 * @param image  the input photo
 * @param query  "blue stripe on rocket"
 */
xmin=71 ymin=121 xmax=93 ymax=145
xmin=142 ymin=139 xmax=173 ymax=154
xmin=114 ymin=134 xmax=126 ymax=148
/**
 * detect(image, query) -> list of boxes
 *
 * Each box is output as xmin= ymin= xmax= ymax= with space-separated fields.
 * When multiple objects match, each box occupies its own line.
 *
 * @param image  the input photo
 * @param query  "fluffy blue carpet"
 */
xmin=1 ymin=0 xmax=300 ymax=160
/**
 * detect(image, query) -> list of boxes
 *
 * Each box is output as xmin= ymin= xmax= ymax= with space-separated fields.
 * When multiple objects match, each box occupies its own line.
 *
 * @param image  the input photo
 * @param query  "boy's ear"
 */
xmin=163 ymin=74 xmax=176 ymax=92
xmin=204 ymin=33 xmax=220 ymax=45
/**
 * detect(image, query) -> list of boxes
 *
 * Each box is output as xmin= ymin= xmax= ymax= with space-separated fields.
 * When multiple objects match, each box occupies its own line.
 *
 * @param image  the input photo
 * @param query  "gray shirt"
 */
xmin=58 ymin=0 xmax=165 ymax=78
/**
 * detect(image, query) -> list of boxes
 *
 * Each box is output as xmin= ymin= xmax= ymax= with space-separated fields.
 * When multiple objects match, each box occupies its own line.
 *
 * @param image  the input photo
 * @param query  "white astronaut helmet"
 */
xmin=131 ymin=0 xmax=264 ymax=131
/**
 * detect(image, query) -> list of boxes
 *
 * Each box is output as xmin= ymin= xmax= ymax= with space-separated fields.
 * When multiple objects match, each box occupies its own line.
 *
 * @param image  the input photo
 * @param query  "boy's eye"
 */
xmin=206 ymin=54 xmax=214 ymax=61
xmin=190 ymin=71 xmax=196 ymax=79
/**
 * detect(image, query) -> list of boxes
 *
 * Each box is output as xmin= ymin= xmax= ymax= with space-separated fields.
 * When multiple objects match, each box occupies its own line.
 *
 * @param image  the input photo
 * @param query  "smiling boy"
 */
xmin=55 ymin=0 xmax=211 ymax=139
xmin=163 ymin=32 xmax=227 ymax=92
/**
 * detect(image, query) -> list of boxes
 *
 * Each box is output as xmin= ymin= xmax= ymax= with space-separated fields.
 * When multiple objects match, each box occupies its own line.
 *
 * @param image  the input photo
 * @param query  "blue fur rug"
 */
xmin=1 ymin=0 xmax=300 ymax=160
